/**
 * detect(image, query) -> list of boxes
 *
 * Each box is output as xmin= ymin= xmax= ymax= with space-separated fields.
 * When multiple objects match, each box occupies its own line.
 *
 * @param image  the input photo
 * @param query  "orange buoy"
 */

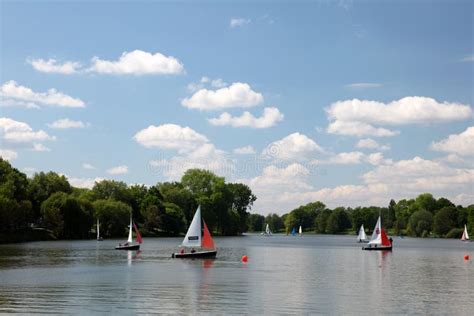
xmin=241 ymin=255 xmax=248 ymax=263
xmin=464 ymin=255 xmax=469 ymax=261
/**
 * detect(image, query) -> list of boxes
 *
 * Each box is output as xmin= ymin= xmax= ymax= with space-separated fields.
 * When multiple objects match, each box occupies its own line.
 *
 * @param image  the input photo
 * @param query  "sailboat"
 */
xmin=96 ymin=218 xmax=103 ymax=241
xmin=298 ymin=225 xmax=303 ymax=236
xmin=172 ymin=206 xmax=217 ymax=258
xmin=461 ymin=225 xmax=471 ymax=242
xmin=115 ymin=213 xmax=142 ymax=250
xmin=362 ymin=216 xmax=392 ymax=251
xmin=291 ymin=227 xmax=296 ymax=236
xmin=261 ymin=223 xmax=272 ymax=236
xmin=357 ymin=224 xmax=368 ymax=242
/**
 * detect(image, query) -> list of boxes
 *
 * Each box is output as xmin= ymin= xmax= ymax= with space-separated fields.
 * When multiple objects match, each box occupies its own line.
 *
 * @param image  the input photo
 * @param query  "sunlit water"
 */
xmin=0 ymin=235 xmax=473 ymax=314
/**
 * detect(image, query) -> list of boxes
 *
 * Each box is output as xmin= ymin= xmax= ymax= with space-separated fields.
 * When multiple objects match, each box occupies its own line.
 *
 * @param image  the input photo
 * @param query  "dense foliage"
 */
xmin=0 ymin=158 xmax=256 ymax=241
xmin=250 ymin=194 xmax=474 ymax=238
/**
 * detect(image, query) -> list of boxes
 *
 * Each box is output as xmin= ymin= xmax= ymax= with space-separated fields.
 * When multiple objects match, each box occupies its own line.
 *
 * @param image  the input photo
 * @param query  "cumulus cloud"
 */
xmin=262 ymin=132 xmax=325 ymax=161
xmin=0 ymin=80 xmax=85 ymax=108
xmin=182 ymin=82 xmax=263 ymax=111
xmin=208 ymin=107 xmax=284 ymax=128
xmin=460 ymin=55 xmax=474 ymax=62
xmin=82 ymin=163 xmax=96 ymax=170
xmin=345 ymin=83 xmax=382 ymax=89
xmin=327 ymin=96 xmax=471 ymax=125
xmin=430 ymin=126 xmax=474 ymax=156
xmin=31 ymin=143 xmax=51 ymax=152
xmin=0 ymin=117 xmax=55 ymax=143
xmin=0 ymin=149 xmax=18 ymax=161
xmin=187 ymin=77 xmax=228 ymax=92
xmin=356 ymin=138 xmax=390 ymax=151
xmin=68 ymin=176 xmax=104 ymax=189
xmin=107 ymin=165 xmax=129 ymax=175
xmin=28 ymin=58 xmax=81 ymax=74
xmin=47 ymin=118 xmax=88 ymax=129
xmin=133 ymin=123 xmax=209 ymax=151
xmin=88 ymin=50 xmax=184 ymax=75
xmin=327 ymin=120 xmax=399 ymax=137
xmin=233 ymin=145 xmax=256 ymax=155
xmin=230 ymin=18 xmax=251 ymax=28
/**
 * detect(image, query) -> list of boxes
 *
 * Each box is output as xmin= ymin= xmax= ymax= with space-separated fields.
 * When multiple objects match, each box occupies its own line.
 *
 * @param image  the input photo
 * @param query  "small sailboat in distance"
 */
xmin=299 ymin=225 xmax=302 ymax=236
xmin=172 ymin=206 xmax=217 ymax=258
xmin=357 ymin=224 xmax=368 ymax=242
xmin=362 ymin=216 xmax=392 ymax=251
xmin=261 ymin=223 xmax=272 ymax=236
xmin=461 ymin=224 xmax=471 ymax=242
xmin=115 ymin=213 xmax=142 ymax=250
xmin=96 ymin=218 xmax=103 ymax=241
xmin=291 ymin=227 xmax=296 ymax=236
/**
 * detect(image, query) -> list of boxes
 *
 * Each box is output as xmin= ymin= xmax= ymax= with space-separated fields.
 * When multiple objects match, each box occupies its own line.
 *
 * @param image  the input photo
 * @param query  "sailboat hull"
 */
xmin=115 ymin=244 xmax=140 ymax=250
xmin=362 ymin=245 xmax=392 ymax=251
xmin=172 ymin=250 xmax=217 ymax=258
xmin=357 ymin=239 xmax=369 ymax=243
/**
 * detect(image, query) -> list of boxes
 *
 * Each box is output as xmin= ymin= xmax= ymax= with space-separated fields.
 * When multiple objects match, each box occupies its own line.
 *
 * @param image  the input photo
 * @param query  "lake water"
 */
xmin=0 ymin=235 xmax=473 ymax=314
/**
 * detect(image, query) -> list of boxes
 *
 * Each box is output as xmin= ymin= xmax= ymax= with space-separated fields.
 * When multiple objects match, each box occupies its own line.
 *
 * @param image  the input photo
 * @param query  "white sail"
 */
xmin=182 ymin=206 xmax=202 ymax=247
xmin=299 ymin=225 xmax=302 ymax=235
xmin=358 ymin=225 xmax=367 ymax=241
xmin=97 ymin=218 xmax=100 ymax=239
xmin=463 ymin=225 xmax=470 ymax=240
xmin=127 ymin=213 xmax=133 ymax=243
xmin=368 ymin=217 xmax=381 ymax=245
xmin=265 ymin=224 xmax=271 ymax=235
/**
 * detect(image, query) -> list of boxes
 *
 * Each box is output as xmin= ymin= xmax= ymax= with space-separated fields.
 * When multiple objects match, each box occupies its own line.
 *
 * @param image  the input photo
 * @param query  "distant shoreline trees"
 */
xmin=0 ymin=158 xmax=256 ymax=242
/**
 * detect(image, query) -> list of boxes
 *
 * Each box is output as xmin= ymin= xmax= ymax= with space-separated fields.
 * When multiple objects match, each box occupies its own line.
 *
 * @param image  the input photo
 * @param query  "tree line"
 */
xmin=0 ymin=158 xmax=256 ymax=242
xmin=248 ymin=194 xmax=474 ymax=238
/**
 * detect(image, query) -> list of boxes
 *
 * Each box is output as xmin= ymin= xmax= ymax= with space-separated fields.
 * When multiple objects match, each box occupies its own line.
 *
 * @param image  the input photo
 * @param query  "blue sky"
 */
xmin=1 ymin=0 xmax=473 ymax=214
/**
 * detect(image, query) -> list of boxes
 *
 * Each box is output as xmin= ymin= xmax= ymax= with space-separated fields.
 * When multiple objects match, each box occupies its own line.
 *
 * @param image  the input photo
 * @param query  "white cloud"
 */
xmin=262 ymin=132 xmax=325 ymax=161
xmin=365 ymin=152 xmax=391 ymax=166
xmin=182 ymin=82 xmax=263 ymax=111
xmin=88 ymin=50 xmax=184 ymax=75
xmin=233 ymin=145 xmax=256 ymax=155
xmin=327 ymin=120 xmax=399 ymax=137
xmin=149 ymin=143 xmax=233 ymax=180
xmin=0 ymin=149 xmax=18 ymax=161
xmin=31 ymin=143 xmax=51 ymax=152
xmin=107 ymin=165 xmax=128 ymax=175
xmin=460 ymin=55 xmax=474 ymax=62
xmin=208 ymin=107 xmax=284 ymax=128
xmin=327 ymin=96 xmax=472 ymax=126
xmin=1 ymin=99 xmax=40 ymax=109
xmin=0 ymin=80 xmax=85 ymax=108
xmin=187 ymin=77 xmax=228 ymax=93
xmin=230 ymin=18 xmax=251 ymax=28
xmin=430 ymin=126 xmax=474 ymax=156
xmin=28 ymin=58 xmax=81 ymax=74
xmin=328 ymin=151 xmax=364 ymax=165
xmin=356 ymin=138 xmax=390 ymax=151
xmin=47 ymin=118 xmax=88 ymax=129
xmin=345 ymin=83 xmax=382 ymax=89
xmin=82 ymin=163 xmax=96 ymax=170
xmin=211 ymin=78 xmax=227 ymax=88
xmin=0 ymin=117 xmax=55 ymax=143
xmin=133 ymin=123 xmax=209 ymax=151
xmin=68 ymin=176 xmax=104 ymax=189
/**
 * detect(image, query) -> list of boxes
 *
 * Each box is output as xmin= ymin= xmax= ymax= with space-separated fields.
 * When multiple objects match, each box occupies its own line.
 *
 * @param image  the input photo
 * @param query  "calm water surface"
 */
xmin=0 ymin=235 xmax=473 ymax=314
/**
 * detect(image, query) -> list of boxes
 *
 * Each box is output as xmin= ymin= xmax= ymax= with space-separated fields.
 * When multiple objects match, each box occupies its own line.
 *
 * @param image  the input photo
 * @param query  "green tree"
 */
xmin=387 ymin=199 xmax=397 ymax=228
xmin=91 ymin=180 xmax=131 ymax=204
xmin=158 ymin=182 xmax=196 ymax=222
xmin=407 ymin=210 xmax=433 ymax=237
xmin=433 ymin=206 xmax=458 ymax=236
xmin=227 ymin=183 xmax=256 ymax=233
xmin=248 ymin=213 xmax=265 ymax=231
xmin=266 ymin=213 xmax=284 ymax=232
xmin=28 ymin=171 xmax=72 ymax=218
xmin=93 ymin=199 xmax=131 ymax=237
xmin=415 ymin=193 xmax=437 ymax=213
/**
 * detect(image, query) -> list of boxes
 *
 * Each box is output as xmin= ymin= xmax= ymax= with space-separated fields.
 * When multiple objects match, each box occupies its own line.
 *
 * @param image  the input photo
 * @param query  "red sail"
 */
xmin=133 ymin=223 xmax=142 ymax=244
xmin=202 ymin=221 xmax=215 ymax=250
xmin=380 ymin=228 xmax=391 ymax=246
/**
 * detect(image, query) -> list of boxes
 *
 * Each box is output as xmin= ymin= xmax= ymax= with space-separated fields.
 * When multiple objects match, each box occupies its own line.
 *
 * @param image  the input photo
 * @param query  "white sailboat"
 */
xmin=461 ymin=225 xmax=471 ymax=242
xmin=115 ymin=213 xmax=142 ymax=250
xmin=172 ymin=206 xmax=217 ymax=258
xmin=357 ymin=224 xmax=368 ymax=242
xmin=299 ymin=225 xmax=302 ymax=236
xmin=96 ymin=218 xmax=103 ymax=241
xmin=362 ymin=216 xmax=392 ymax=251
xmin=261 ymin=223 xmax=272 ymax=236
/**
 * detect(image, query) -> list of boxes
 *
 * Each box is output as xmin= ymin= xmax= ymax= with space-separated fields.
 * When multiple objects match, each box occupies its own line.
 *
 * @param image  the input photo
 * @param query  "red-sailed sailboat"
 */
xmin=363 ymin=216 xmax=392 ymax=251
xmin=115 ymin=213 xmax=142 ymax=250
xmin=172 ymin=205 xmax=217 ymax=258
